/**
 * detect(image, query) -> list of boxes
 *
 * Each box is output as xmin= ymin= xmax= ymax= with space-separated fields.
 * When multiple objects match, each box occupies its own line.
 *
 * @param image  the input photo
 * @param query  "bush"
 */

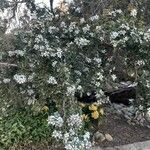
xmin=0 ymin=3 xmax=150 ymax=149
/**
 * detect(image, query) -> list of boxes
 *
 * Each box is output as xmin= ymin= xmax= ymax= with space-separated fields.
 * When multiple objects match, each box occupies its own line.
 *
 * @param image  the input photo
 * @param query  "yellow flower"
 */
xmin=99 ymin=108 xmax=104 ymax=115
xmin=81 ymin=114 xmax=88 ymax=121
xmin=89 ymin=104 xmax=98 ymax=111
xmin=91 ymin=111 xmax=99 ymax=119
xmin=92 ymin=102 xmax=99 ymax=106
xmin=41 ymin=106 xmax=49 ymax=112
xmin=79 ymin=102 xmax=86 ymax=108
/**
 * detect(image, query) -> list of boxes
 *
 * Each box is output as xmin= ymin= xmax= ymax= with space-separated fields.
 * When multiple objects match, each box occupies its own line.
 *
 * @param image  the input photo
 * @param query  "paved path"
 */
xmin=91 ymin=140 xmax=150 ymax=150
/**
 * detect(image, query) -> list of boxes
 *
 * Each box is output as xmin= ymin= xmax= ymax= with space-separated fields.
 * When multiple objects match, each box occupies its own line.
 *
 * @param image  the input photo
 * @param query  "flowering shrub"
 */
xmin=48 ymin=112 xmax=92 ymax=150
xmin=0 ymin=3 xmax=150 ymax=149
xmin=80 ymin=102 xmax=104 ymax=121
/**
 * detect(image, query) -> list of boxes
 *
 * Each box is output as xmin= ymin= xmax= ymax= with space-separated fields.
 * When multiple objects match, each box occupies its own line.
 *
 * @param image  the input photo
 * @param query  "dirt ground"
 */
xmin=96 ymin=107 xmax=150 ymax=147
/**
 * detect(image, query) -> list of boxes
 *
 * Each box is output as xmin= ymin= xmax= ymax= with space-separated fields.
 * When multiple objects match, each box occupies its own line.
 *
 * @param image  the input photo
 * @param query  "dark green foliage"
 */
xmin=0 ymin=109 xmax=53 ymax=149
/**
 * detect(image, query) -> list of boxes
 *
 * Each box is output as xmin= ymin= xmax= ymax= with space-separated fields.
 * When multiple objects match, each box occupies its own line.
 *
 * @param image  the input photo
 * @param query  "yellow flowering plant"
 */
xmin=79 ymin=102 xmax=104 ymax=122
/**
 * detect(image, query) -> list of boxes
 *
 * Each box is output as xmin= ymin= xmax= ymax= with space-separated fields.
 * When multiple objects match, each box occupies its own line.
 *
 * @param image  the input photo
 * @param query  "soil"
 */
xmin=95 ymin=107 xmax=150 ymax=148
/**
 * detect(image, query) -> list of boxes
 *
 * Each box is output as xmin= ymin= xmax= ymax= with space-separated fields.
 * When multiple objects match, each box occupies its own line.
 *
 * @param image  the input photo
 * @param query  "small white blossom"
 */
xmin=3 ymin=78 xmax=10 ymax=83
xmin=60 ymin=21 xmax=66 ymax=28
xmin=27 ymin=89 xmax=34 ymax=96
xmin=80 ymin=18 xmax=85 ymax=24
xmin=77 ymin=85 xmax=82 ymax=90
xmin=82 ymin=24 xmax=90 ymax=33
xmin=52 ymin=61 xmax=57 ymax=67
xmin=75 ymin=7 xmax=81 ymax=13
xmin=13 ymin=74 xmax=26 ymax=84
xmin=67 ymin=114 xmax=82 ymax=128
xmin=110 ymin=31 xmax=119 ymax=39
xmin=66 ymin=85 xmax=76 ymax=96
xmin=74 ymin=37 xmax=90 ymax=47
xmin=130 ymin=9 xmax=137 ymax=17
xmin=48 ymin=112 xmax=64 ymax=127
xmin=41 ymin=51 xmax=50 ymax=57
xmin=111 ymin=74 xmax=117 ymax=81
xmin=48 ymin=26 xmax=58 ymax=33
xmin=96 ymin=26 xmax=102 ymax=32
xmin=94 ymin=57 xmax=102 ymax=64
xmin=97 ymin=72 xmax=103 ymax=81
xmin=52 ymin=130 xmax=63 ymax=140
xmin=56 ymin=48 xmax=62 ymax=58
xmin=47 ymin=76 xmax=57 ymax=85
xmin=90 ymin=15 xmax=99 ymax=21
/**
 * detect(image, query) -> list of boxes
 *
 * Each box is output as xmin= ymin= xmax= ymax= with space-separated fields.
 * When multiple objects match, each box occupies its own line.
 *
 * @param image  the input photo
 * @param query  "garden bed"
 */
xmin=95 ymin=107 xmax=150 ymax=148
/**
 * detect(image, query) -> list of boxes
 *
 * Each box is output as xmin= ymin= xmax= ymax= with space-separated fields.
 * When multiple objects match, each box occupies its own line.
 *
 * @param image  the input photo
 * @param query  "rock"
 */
xmin=94 ymin=132 xmax=105 ymax=142
xmin=146 ymin=109 xmax=150 ymax=122
xmin=105 ymin=133 xmax=113 ymax=141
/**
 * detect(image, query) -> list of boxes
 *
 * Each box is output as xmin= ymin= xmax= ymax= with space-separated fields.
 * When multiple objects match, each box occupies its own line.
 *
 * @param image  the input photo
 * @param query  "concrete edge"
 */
xmin=90 ymin=140 xmax=150 ymax=150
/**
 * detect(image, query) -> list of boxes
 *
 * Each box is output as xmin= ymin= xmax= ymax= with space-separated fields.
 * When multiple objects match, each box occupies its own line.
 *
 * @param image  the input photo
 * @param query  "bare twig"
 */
xmin=0 ymin=62 xmax=17 ymax=67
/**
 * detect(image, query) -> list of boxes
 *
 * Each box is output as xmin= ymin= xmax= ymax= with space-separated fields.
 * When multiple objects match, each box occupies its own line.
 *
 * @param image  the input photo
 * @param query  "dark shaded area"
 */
xmin=75 ymin=86 xmax=136 ymax=106
xmin=75 ymin=91 xmax=97 ymax=103
xmin=105 ymin=87 xmax=136 ymax=106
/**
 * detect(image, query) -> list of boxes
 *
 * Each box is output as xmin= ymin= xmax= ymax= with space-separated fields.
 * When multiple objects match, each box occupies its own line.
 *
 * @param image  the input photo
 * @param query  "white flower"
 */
xmin=80 ymin=18 xmax=85 ymax=24
xmin=3 ymin=78 xmax=10 ymax=83
xmin=64 ymin=132 xmax=70 ymax=143
xmin=8 ymin=51 xmax=15 ymax=57
xmin=8 ymin=50 xmax=25 ymax=57
xmin=48 ymin=112 xmax=64 ymax=127
xmin=28 ymin=73 xmax=34 ymax=82
xmin=97 ymin=72 xmax=103 ymax=81
xmin=74 ymin=37 xmax=90 ymax=47
xmin=74 ymin=70 xmax=82 ymax=76
xmin=75 ymin=7 xmax=81 ymax=13
xmin=47 ymin=76 xmax=57 ymax=85
xmin=82 ymin=24 xmax=90 ymax=33
xmin=85 ymin=57 xmax=91 ymax=63
xmin=136 ymin=60 xmax=145 ymax=66
xmin=13 ymin=74 xmax=26 ymax=84
xmin=69 ymin=22 xmax=76 ymax=32
xmin=130 ymin=9 xmax=137 ymax=17
xmin=27 ymin=89 xmax=34 ymax=96
xmin=94 ymin=57 xmax=102 ymax=64
xmin=83 ymin=132 xmax=90 ymax=139
xmin=66 ymin=85 xmax=76 ymax=96
xmin=56 ymin=48 xmax=62 ymax=58
xmin=77 ymin=85 xmax=82 ymax=90
xmin=96 ymin=26 xmax=102 ymax=32
xmin=67 ymin=114 xmax=82 ymax=128
xmin=41 ymin=51 xmax=50 ymax=57
xmin=52 ymin=61 xmax=57 ymax=67
xmin=143 ymin=29 xmax=150 ymax=42
xmin=49 ymin=26 xmax=58 ymax=33
xmin=116 ymin=9 xmax=122 ymax=14
xmin=27 ymin=98 xmax=35 ymax=105
xmin=110 ymin=31 xmax=119 ymax=39
xmin=90 ymin=15 xmax=99 ymax=21
xmin=15 ymin=50 xmax=25 ymax=56
xmin=111 ymin=74 xmax=117 ymax=81
xmin=60 ymin=21 xmax=66 ymax=28
xmin=52 ymin=130 xmax=63 ymax=140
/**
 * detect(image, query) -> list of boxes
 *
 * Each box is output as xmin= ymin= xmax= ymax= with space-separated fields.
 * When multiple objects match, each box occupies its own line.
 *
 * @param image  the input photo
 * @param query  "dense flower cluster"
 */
xmin=48 ymin=112 xmax=64 ymax=127
xmin=13 ymin=74 xmax=26 ymax=84
xmin=1 ymin=5 xmax=150 ymax=149
xmin=49 ymin=112 xmax=92 ymax=150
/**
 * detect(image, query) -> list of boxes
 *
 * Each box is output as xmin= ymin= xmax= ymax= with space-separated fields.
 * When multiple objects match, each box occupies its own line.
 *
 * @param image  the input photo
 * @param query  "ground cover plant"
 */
xmin=0 ymin=0 xmax=150 ymax=149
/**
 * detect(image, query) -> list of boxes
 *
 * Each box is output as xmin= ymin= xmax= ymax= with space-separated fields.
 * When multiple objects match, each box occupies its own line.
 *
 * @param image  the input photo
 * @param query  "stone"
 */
xmin=105 ymin=133 xmax=113 ymax=142
xmin=94 ymin=132 xmax=106 ymax=142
